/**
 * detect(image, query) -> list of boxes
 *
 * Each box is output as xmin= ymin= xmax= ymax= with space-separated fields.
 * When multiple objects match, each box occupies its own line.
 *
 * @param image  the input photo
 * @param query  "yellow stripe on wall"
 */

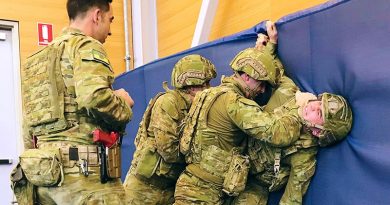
xmin=157 ymin=0 xmax=327 ymax=59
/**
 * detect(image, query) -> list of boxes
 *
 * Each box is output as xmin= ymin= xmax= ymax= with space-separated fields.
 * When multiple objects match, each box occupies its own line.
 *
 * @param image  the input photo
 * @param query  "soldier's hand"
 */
xmin=266 ymin=21 xmax=278 ymax=44
xmin=114 ymin=88 xmax=135 ymax=108
xmin=255 ymin=33 xmax=269 ymax=50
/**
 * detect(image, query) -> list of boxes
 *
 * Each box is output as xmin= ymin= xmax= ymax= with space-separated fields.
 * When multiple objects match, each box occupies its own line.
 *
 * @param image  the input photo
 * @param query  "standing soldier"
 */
xmin=174 ymin=37 xmax=303 ymax=204
xmin=123 ymin=54 xmax=217 ymax=205
xmin=11 ymin=0 xmax=134 ymax=204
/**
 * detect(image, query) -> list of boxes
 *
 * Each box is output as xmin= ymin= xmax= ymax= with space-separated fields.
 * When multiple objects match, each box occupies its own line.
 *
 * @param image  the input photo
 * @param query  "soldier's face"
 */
xmin=247 ymin=77 xmax=265 ymax=97
xmin=302 ymin=100 xmax=324 ymax=126
xmin=96 ymin=4 xmax=114 ymax=43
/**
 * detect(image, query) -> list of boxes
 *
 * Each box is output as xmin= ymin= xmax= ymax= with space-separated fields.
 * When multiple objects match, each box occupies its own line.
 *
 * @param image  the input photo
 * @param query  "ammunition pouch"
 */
xmin=39 ymin=142 xmax=100 ymax=175
xmin=222 ymin=153 xmax=250 ymax=196
xmin=106 ymin=144 xmax=121 ymax=178
xmin=19 ymin=148 xmax=64 ymax=187
xmin=188 ymin=145 xmax=249 ymax=196
xmin=11 ymin=164 xmax=36 ymax=205
xmin=133 ymin=139 xmax=159 ymax=178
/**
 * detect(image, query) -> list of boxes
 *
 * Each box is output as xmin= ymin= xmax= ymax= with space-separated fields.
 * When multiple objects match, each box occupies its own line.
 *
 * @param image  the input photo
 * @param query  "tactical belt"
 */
xmin=133 ymin=172 xmax=176 ymax=189
xmin=39 ymin=142 xmax=100 ymax=175
xmin=186 ymin=164 xmax=224 ymax=185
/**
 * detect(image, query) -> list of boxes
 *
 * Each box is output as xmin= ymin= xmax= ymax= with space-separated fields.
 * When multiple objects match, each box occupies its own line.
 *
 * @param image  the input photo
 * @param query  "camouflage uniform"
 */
xmin=11 ymin=27 xmax=132 ymax=205
xmin=123 ymin=55 xmax=216 ymax=205
xmin=232 ymin=75 xmax=353 ymax=205
xmin=174 ymin=47 xmax=302 ymax=205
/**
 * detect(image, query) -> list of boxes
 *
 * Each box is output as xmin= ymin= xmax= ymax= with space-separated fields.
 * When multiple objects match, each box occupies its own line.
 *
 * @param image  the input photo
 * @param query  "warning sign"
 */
xmin=38 ymin=23 xmax=53 ymax=46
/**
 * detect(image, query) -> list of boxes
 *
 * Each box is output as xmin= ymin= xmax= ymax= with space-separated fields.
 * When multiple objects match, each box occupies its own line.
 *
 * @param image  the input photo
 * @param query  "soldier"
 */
xmin=11 ymin=0 xmax=134 ymax=204
xmin=174 ymin=29 xmax=304 ymax=204
xmin=231 ymin=26 xmax=353 ymax=205
xmin=123 ymin=54 xmax=217 ymax=205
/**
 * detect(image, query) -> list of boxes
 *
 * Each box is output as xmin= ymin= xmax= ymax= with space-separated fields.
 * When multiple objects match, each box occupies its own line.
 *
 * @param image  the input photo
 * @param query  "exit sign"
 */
xmin=38 ymin=23 xmax=53 ymax=46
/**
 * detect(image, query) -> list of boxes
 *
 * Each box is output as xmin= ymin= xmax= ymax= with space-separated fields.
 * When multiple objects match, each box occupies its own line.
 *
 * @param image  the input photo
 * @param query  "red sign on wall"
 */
xmin=38 ymin=23 xmax=53 ymax=46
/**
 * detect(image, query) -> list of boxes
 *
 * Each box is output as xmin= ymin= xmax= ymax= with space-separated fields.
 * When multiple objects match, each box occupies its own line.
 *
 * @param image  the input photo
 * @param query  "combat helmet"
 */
xmin=171 ymin=54 xmax=217 ymax=89
xmin=230 ymin=47 xmax=280 ymax=87
xmin=317 ymin=93 xmax=353 ymax=147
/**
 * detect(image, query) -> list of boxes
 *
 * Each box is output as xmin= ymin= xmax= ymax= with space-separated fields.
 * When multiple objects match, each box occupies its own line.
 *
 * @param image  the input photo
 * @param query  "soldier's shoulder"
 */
xmin=71 ymin=36 xmax=111 ymax=69
xmin=154 ymin=92 xmax=180 ymax=120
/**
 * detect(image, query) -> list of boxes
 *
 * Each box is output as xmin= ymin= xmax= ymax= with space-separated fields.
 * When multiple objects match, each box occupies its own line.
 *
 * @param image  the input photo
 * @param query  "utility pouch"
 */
xmin=19 ymin=148 xmax=64 ymax=187
xmin=107 ymin=144 xmax=121 ymax=178
xmin=10 ymin=164 xmax=36 ymax=205
xmin=134 ymin=140 xmax=160 ymax=178
xmin=222 ymin=153 xmax=250 ymax=196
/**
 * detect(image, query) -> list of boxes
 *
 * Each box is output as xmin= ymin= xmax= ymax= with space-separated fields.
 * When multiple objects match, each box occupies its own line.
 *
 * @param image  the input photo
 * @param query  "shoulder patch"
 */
xmin=80 ymin=48 xmax=112 ymax=71
xmin=92 ymin=49 xmax=111 ymax=68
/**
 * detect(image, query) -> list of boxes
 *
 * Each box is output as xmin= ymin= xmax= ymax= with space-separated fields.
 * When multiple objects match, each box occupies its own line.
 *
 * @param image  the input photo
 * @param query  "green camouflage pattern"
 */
xmin=174 ymin=171 xmax=225 ymax=205
xmin=124 ymin=88 xmax=191 ymax=204
xmin=36 ymin=174 xmax=127 ymax=204
xmin=233 ymin=75 xmax=319 ymax=205
xmin=171 ymin=54 xmax=217 ymax=88
xmin=318 ymin=92 xmax=353 ymax=146
xmin=124 ymin=174 xmax=175 ymax=205
xmin=24 ymin=27 xmax=132 ymax=146
xmin=230 ymin=47 xmax=280 ymax=86
xmin=16 ymin=27 xmax=132 ymax=204
xmin=174 ymin=75 xmax=302 ymax=204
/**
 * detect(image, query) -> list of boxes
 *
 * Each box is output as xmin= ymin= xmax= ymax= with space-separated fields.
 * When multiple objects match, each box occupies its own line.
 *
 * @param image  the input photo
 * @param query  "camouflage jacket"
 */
xmin=185 ymin=75 xmax=302 ymax=181
xmin=130 ymin=88 xmax=189 ymax=179
xmin=22 ymin=27 xmax=132 ymax=147
xmin=248 ymin=75 xmax=319 ymax=203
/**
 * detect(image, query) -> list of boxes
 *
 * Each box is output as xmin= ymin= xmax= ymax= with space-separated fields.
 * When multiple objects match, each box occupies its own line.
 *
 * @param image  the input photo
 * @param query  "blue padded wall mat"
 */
xmin=114 ymin=0 xmax=390 ymax=203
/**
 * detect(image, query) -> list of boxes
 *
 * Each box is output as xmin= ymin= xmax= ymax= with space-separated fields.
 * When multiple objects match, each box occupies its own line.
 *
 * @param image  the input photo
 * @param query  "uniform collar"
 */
xmin=61 ymin=27 xmax=86 ymax=36
xmin=176 ymin=89 xmax=192 ymax=109
xmin=221 ymin=75 xmax=246 ymax=97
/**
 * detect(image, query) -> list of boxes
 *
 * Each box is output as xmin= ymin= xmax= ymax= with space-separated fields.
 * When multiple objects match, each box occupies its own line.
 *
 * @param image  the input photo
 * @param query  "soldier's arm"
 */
xmin=227 ymin=94 xmax=301 ymax=147
xmin=74 ymin=40 xmax=132 ymax=131
xmin=149 ymin=93 xmax=183 ymax=163
xmin=264 ymin=76 xmax=298 ymax=112
xmin=279 ymin=146 xmax=318 ymax=205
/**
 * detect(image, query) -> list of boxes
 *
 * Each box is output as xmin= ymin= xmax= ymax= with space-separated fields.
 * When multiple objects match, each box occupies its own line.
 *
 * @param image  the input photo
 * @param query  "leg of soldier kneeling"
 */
xmin=123 ymin=173 xmax=173 ymax=205
xmin=37 ymin=174 xmax=127 ymax=204
xmin=174 ymin=171 xmax=224 ymax=205
xmin=230 ymin=179 xmax=269 ymax=205
xmin=279 ymin=147 xmax=317 ymax=205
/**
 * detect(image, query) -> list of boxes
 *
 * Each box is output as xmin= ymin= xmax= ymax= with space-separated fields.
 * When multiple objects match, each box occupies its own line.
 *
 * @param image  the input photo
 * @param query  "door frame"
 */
xmin=0 ymin=20 xmax=23 ymax=155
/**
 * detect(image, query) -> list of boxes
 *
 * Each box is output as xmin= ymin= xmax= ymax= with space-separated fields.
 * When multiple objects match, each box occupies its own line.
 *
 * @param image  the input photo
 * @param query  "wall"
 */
xmin=157 ymin=0 xmax=327 ymax=58
xmin=0 ymin=0 xmax=132 ymax=74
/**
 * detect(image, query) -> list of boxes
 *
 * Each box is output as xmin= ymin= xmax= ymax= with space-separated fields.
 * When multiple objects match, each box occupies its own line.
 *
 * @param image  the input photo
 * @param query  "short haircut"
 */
xmin=67 ymin=0 xmax=113 ymax=20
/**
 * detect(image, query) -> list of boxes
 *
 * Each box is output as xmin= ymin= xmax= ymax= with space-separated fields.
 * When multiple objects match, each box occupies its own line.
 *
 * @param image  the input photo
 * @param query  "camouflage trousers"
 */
xmin=123 ymin=173 xmax=175 ymax=205
xmin=231 ymin=147 xmax=317 ymax=205
xmin=36 ymin=173 xmax=127 ymax=204
xmin=229 ymin=180 xmax=269 ymax=205
xmin=174 ymin=171 xmax=227 ymax=205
